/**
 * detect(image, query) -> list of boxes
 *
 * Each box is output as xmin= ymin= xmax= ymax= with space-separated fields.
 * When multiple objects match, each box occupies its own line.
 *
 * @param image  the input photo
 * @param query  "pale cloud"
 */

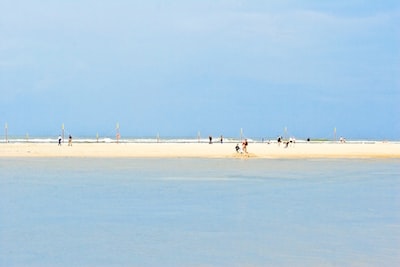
xmin=0 ymin=1 xmax=398 ymax=138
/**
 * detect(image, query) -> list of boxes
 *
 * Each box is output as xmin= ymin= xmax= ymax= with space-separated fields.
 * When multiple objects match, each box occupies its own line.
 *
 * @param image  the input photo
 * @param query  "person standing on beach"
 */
xmin=68 ymin=135 xmax=72 ymax=146
xmin=242 ymin=139 xmax=248 ymax=153
xmin=209 ymin=136 xmax=212 ymax=144
xmin=58 ymin=135 xmax=62 ymax=146
xmin=116 ymin=133 xmax=120 ymax=144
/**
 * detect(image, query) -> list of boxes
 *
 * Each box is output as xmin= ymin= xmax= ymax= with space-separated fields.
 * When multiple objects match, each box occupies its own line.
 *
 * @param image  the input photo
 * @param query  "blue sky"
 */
xmin=1 ymin=0 xmax=399 ymax=140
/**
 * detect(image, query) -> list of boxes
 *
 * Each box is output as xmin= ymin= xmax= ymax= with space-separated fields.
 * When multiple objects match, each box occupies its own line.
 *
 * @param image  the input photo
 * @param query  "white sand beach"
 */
xmin=1 ymin=141 xmax=399 ymax=158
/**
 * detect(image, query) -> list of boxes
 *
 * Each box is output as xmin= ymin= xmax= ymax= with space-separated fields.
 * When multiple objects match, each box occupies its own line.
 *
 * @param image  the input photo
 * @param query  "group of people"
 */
xmin=277 ymin=136 xmax=296 ymax=148
xmin=209 ymin=135 xmax=224 ymax=144
xmin=235 ymin=139 xmax=248 ymax=154
xmin=58 ymin=135 xmax=73 ymax=146
xmin=207 ymin=134 xmax=249 ymax=154
xmin=234 ymin=135 xmax=301 ymax=154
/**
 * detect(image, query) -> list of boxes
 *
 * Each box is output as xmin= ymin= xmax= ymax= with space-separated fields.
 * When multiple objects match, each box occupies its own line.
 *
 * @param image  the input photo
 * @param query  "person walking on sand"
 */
xmin=68 ymin=135 xmax=72 ymax=146
xmin=242 ymin=139 xmax=248 ymax=153
xmin=58 ymin=135 xmax=62 ymax=146
xmin=277 ymin=136 xmax=282 ymax=146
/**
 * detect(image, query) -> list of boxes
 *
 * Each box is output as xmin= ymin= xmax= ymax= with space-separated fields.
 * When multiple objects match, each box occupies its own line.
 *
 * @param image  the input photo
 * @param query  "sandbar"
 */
xmin=1 ymin=142 xmax=399 ymax=159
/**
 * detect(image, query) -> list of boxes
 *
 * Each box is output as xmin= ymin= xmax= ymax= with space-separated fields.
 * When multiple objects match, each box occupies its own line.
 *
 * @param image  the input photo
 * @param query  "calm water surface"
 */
xmin=1 ymin=158 xmax=399 ymax=267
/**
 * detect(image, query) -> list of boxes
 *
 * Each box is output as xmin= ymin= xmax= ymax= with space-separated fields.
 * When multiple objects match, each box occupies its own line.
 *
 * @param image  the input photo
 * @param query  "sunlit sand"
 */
xmin=1 ymin=142 xmax=399 ymax=158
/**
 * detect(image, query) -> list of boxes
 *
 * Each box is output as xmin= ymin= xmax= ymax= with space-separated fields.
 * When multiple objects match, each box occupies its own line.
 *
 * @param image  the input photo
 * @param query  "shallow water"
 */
xmin=1 ymin=158 xmax=399 ymax=267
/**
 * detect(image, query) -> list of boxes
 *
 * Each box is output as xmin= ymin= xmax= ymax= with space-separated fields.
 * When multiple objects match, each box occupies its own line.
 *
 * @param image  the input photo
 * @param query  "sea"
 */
xmin=2 ymin=136 xmax=398 ymax=144
xmin=1 ymin=157 xmax=399 ymax=267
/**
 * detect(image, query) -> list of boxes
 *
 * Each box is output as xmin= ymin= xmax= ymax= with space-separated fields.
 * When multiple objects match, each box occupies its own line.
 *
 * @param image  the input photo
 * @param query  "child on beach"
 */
xmin=235 ymin=144 xmax=240 ymax=153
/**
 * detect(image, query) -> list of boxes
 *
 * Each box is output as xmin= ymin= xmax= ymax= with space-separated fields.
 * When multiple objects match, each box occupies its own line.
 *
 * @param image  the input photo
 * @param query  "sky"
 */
xmin=1 ymin=0 xmax=399 ymax=140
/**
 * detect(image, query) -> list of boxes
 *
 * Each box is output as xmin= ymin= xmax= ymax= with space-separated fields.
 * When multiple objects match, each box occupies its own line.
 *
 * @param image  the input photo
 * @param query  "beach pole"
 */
xmin=284 ymin=126 xmax=287 ymax=140
xmin=116 ymin=122 xmax=120 ymax=144
xmin=334 ymin=127 xmax=336 ymax=142
xmin=96 ymin=132 xmax=99 ymax=143
xmin=197 ymin=131 xmax=201 ymax=143
xmin=240 ymin=128 xmax=243 ymax=141
xmin=62 ymin=123 xmax=65 ymax=143
xmin=5 ymin=123 xmax=8 ymax=143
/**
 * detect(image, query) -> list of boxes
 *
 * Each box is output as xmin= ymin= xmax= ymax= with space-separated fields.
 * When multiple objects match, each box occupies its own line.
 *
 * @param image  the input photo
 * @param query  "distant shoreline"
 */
xmin=1 ymin=136 xmax=399 ymax=144
xmin=1 ymin=142 xmax=399 ymax=159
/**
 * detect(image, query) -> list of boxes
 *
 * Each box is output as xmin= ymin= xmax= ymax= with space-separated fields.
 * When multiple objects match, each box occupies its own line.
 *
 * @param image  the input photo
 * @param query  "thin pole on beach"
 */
xmin=334 ymin=127 xmax=337 ymax=142
xmin=240 ymin=128 xmax=243 ymax=141
xmin=62 ymin=123 xmax=65 ymax=143
xmin=284 ymin=126 xmax=288 ymax=140
xmin=197 ymin=131 xmax=201 ymax=143
xmin=5 ymin=123 xmax=8 ymax=143
xmin=116 ymin=122 xmax=120 ymax=144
